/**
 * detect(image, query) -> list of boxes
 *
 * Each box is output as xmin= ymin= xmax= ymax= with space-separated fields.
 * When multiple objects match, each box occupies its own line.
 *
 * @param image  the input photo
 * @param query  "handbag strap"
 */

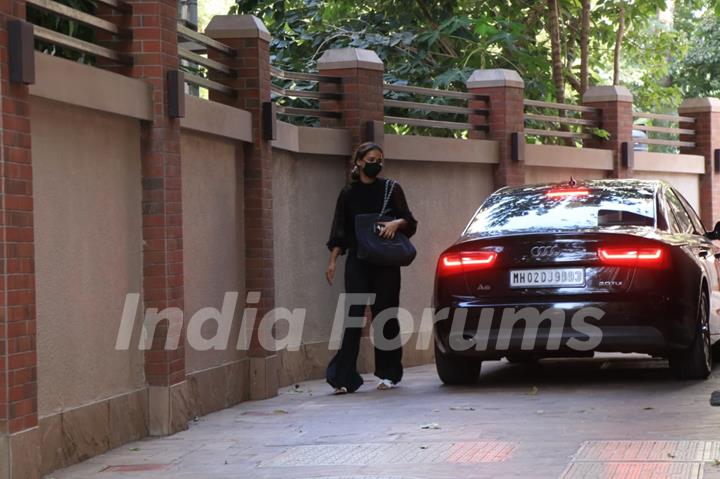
xmin=380 ymin=179 xmax=396 ymax=217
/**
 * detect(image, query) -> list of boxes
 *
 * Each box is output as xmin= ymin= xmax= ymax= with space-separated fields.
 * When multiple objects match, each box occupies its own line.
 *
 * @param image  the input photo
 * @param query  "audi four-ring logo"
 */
xmin=531 ymin=245 xmax=560 ymax=257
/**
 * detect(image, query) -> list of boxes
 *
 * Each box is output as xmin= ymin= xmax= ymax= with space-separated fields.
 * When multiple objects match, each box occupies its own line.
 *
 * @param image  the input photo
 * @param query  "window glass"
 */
xmin=465 ymin=183 xmax=655 ymax=236
xmin=674 ymin=189 xmax=705 ymax=234
xmin=665 ymin=189 xmax=694 ymax=234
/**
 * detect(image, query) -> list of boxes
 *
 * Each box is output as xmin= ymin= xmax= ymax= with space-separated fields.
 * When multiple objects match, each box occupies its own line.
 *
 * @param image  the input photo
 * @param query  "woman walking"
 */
xmin=325 ymin=142 xmax=418 ymax=394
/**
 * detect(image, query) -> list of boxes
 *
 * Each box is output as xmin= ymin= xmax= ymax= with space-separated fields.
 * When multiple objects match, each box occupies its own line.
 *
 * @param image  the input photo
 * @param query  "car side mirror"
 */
xmin=707 ymin=221 xmax=720 ymax=240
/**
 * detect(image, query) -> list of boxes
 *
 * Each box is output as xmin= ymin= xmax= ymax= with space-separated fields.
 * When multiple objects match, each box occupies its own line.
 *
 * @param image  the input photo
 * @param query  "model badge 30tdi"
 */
xmin=433 ymin=179 xmax=720 ymax=384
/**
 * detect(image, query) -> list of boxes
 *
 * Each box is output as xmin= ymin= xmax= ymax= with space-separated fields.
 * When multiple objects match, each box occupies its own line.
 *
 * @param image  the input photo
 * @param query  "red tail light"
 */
xmin=597 ymin=246 xmax=667 ymax=268
xmin=439 ymin=251 xmax=497 ymax=275
xmin=546 ymin=188 xmax=590 ymax=199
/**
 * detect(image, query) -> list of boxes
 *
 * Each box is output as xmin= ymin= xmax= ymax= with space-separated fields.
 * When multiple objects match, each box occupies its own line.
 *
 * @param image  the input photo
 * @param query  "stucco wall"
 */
xmin=32 ymin=98 xmax=144 ymax=416
xmin=272 ymin=150 xmax=495 ymax=379
xmin=525 ymin=165 xmax=608 ymax=184
xmin=385 ymin=160 xmax=495 ymax=360
xmin=633 ymin=171 xmax=701 ymax=216
xmin=181 ymin=131 xmax=246 ymax=373
xmin=272 ymin=150 xmax=348 ymax=344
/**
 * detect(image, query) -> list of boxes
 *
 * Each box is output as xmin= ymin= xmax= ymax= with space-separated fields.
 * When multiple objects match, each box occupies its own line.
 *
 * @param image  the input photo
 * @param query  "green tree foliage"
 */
xmin=673 ymin=14 xmax=720 ymax=98
xmin=231 ymin=0 xmax=717 ymax=116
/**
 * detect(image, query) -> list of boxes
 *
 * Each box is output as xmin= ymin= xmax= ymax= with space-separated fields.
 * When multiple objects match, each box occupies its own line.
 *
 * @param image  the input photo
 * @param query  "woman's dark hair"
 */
xmin=350 ymin=142 xmax=384 ymax=181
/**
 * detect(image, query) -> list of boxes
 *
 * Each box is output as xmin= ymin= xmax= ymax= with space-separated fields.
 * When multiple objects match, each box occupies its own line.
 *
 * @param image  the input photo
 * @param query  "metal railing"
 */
xmin=26 ymin=0 xmax=132 ymax=64
xmin=177 ymin=24 xmax=237 ymax=97
xmin=270 ymin=66 xmax=343 ymax=123
xmin=383 ymin=83 xmax=489 ymax=136
xmin=632 ymin=111 xmax=696 ymax=151
xmin=523 ymin=99 xmax=600 ymax=144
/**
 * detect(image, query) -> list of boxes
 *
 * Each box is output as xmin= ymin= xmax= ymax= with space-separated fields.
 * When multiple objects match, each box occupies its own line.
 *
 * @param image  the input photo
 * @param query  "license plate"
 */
xmin=509 ymin=268 xmax=585 ymax=288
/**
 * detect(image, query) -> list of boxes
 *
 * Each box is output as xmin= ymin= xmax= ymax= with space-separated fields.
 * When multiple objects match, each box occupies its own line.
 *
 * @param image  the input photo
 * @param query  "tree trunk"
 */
xmin=580 ymin=0 xmax=590 ymax=95
xmin=613 ymin=4 xmax=625 ymax=86
xmin=547 ymin=0 xmax=565 ymax=104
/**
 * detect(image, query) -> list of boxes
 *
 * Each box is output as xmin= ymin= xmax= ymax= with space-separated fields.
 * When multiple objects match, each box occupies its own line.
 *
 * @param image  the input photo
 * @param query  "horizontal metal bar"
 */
xmin=525 ymin=128 xmax=591 ymax=140
xmin=384 ymin=115 xmax=489 ymax=131
xmin=270 ymin=66 xmax=342 ymax=84
xmin=34 ymin=25 xmax=131 ymax=63
xmin=27 ymin=0 xmax=123 ymax=35
xmin=384 ymin=83 xmax=488 ymax=102
xmin=94 ymin=0 xmax=131 ymax=12
xmin=634 ymin=137 xmax=695 ymax=148
xmin=384 ymin=99 xmax=490 ymax=116
xmin=633 ymin=111 xmax=696 ymax=123
xmin=184 ymin=72 xmax=235 ymax=96
xmin=275 ymin=105 xmax=342 ymax=119
xmin=271 ymin=85 xmax=342 ymax=100
xmin=633 ymin=124 xmax=695 ymax=135
xmin=179 ymin=47 xmax=233 ymax=76
xmin=177 ymin=24 xmax=235 ymax=57
xmin=524 ymin=99 xmax=599 ymax=114
xmin=524 ymin=112 xmax=598 ymax=127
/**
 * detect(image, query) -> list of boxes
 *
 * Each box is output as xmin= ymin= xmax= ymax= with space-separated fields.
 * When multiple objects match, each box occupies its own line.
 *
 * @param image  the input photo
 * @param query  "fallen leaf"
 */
xmin=129 ymin=447 xmax=140 ymax=452
xmin=643 ymin=407 xmax=654 ymax=410
xmin=528 ymin=386 xmax=539 ymax=396
xmin=273 ymin=409 xmax=289 ymax=415
xmin=420 ymin=423 xmax=441 ymax=430
xmin=420 ymin=445 xmax=429 ymax=449
xmin=450 ymin=406 xmax=476 ymax=411
xmin=667 ymin=453 xmax=676 ymax=459
xmin=712 ymin=459 xmax=720 ymax=466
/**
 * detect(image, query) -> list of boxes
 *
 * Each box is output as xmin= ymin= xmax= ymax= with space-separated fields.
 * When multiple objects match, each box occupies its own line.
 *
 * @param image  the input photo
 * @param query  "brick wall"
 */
xmin=0 ymin=0 xmax=38 ymax=438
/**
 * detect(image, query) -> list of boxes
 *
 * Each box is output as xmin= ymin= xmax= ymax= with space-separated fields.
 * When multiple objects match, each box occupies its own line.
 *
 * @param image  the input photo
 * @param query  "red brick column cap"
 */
xmin=205 ymin=14 xmax=271 ymax=42
xmin=582 ymin=85 xmax=633 ymax=103
xmin=466 ymin=69 xmax=524 ymax=89
xmin=679 ymin=97 xmax=720 ymax=114
xmin=317 ymin=48 xmax=384 ymax=72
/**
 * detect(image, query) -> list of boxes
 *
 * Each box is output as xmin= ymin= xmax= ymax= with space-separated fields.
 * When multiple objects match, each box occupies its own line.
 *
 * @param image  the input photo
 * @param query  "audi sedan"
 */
xmin=433 ymin=179 xmax=720 ymax=384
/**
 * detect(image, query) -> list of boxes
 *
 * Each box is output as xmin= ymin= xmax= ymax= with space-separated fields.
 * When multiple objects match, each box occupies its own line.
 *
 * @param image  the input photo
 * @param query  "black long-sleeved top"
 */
xmin=327 ymin=177 xmax=418 ymax=255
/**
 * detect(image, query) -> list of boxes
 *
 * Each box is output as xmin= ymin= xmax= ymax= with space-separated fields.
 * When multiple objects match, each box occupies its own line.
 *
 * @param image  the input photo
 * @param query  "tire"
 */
xmin=434 ymin=342 xmax=481 ymax=385
xmin=669 ymin=288 xmax=712 ymax=380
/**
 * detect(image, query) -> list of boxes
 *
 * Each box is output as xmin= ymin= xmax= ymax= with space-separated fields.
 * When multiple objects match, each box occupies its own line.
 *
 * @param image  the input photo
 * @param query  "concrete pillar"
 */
xmin=679 ymin=98 xmax=720 ymax=227
xmin=0 ymin=1 xmax=41 ymax=478
xmin=317 ymin=48 xmax=385 ymax=152
xmin=121 ymin=0 xmax=188 ymax=436
xmin=206 ymin=15 xmax=278 ymax=401
xmin=466 ymin=69 xmax=525 ymax=189
xmin=582 ymin=86 xmax=634 ymax=178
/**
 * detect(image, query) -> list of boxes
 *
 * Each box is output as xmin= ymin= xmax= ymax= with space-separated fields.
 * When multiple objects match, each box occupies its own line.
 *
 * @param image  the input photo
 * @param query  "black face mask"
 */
xmin=362 ymin=162 xmax=382 ymax=177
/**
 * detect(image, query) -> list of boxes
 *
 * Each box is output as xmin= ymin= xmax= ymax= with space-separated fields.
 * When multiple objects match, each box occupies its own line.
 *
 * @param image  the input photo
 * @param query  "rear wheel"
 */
xmin=669 ymin=289 xmax=712 ymax=380
xmin=434 ymin=342 xmax=481 ymax=385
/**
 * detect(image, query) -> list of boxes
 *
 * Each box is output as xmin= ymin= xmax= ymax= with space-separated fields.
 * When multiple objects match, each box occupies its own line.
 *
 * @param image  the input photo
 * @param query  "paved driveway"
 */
xmin=48 ymin=355 xmax=720 ymax=479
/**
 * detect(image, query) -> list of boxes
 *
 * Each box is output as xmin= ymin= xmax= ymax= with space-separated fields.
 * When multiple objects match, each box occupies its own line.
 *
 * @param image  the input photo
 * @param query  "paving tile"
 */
xmin=260 ymin=441 xmax=516 ymax=467
xmin=560 ymin=462 xmax=702 ymax=479
xmin=573 ymin=441 xmax=709 ymax=462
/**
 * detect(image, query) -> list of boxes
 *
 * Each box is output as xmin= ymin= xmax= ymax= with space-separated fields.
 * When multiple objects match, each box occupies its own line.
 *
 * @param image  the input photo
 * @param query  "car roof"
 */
xmin=495 ymin=178 xmax=665 ymax=196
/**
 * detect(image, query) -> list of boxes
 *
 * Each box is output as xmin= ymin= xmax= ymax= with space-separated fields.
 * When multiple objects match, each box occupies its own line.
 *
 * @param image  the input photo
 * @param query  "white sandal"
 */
xmin=333 ymin=386 xmax=348 ymax=395
xmin=376 ymin=379 xmax=396 ymax=390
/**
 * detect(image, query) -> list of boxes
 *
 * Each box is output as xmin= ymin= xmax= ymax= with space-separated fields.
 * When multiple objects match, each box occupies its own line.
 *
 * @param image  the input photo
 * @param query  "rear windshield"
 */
xmin=464 ymin=184 xmax=656 ymax=236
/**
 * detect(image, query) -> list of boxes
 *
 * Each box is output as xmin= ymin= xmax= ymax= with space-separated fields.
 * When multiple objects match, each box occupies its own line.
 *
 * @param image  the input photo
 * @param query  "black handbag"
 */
xmin=354 ymin=180 xmax=417 ymax=267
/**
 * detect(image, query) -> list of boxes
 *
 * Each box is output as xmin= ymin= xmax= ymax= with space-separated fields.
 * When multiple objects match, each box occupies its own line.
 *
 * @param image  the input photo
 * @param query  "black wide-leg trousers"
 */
xmin=326 ymin=251 xmax=404 ymax=392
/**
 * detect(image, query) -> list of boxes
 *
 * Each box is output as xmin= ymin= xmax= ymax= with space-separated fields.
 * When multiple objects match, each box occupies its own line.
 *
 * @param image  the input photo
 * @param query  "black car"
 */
xmin=433 ymin=179 xmax=720 ymax=384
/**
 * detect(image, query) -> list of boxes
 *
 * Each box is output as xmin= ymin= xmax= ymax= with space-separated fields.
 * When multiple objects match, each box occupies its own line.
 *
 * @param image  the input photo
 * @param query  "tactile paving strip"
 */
xmin=261 ymin=441 xmax=516 ymax=467
xmin=572 ymin=441 xmax=709 ymax=462
xmin=560 ymin=462 xmax=702 ymax=479
xmin=301 ymin=477 xmax=415 ymax=479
